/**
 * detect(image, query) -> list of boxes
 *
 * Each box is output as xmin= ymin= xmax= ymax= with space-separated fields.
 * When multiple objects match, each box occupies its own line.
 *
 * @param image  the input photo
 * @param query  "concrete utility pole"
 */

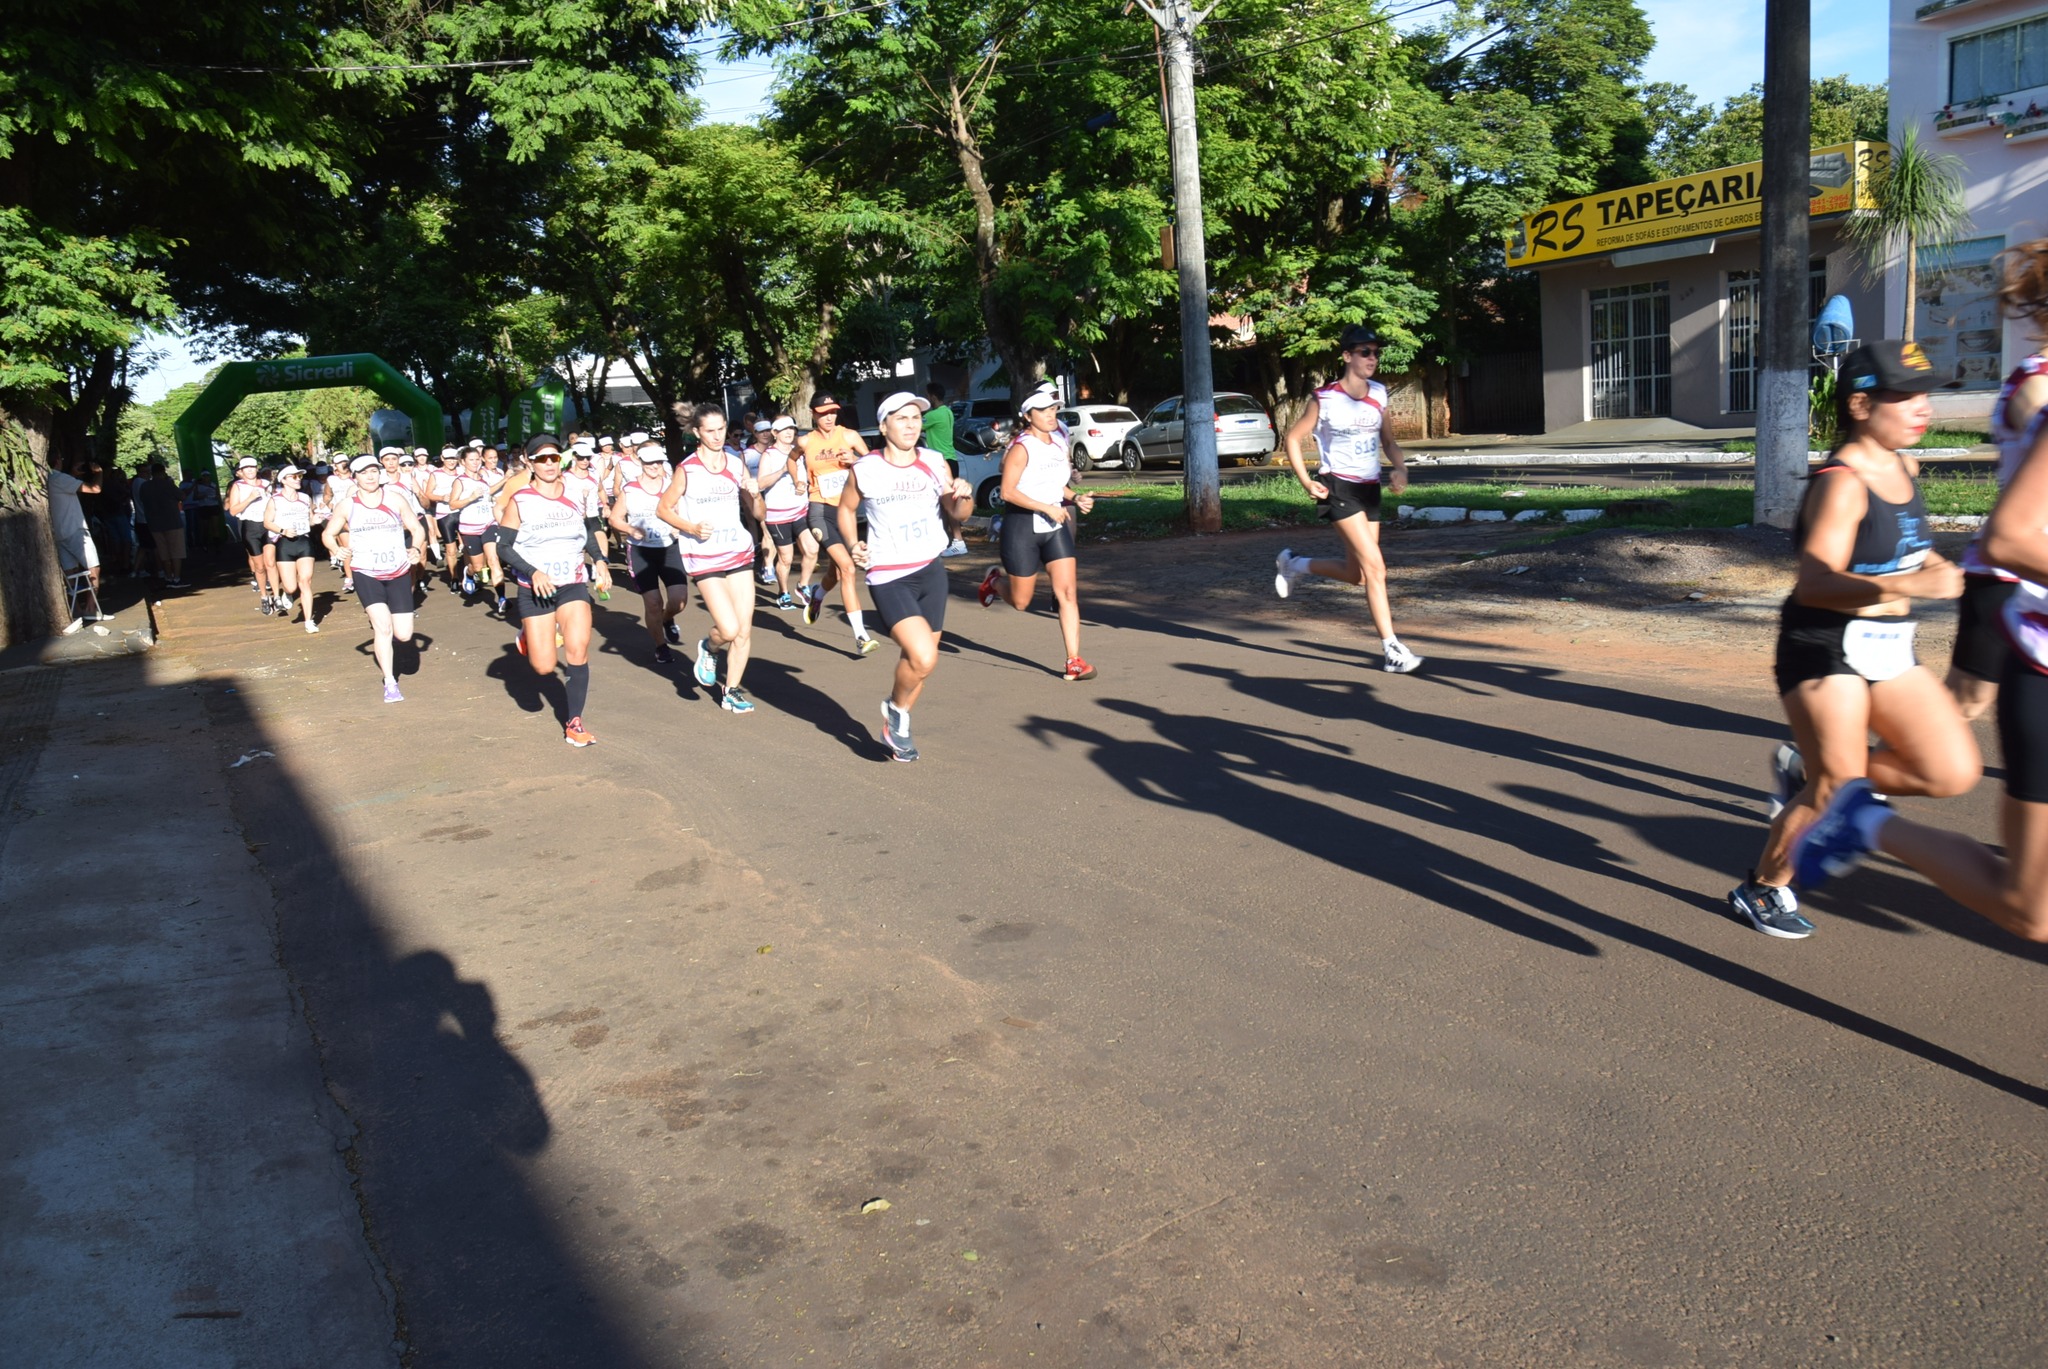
xmin=1137 ymin=0 xmax=1220 ymax=532
xmin=1755 ymin=0 xmax=1812 ymax=530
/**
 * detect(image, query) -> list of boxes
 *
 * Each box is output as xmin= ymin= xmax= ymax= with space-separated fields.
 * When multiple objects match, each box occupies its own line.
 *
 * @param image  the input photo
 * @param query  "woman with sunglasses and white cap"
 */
xmin=977 ymin=387 xmax=1097 ymax=680
xmin=840 ymin=390 xmax=975 ymax=761
xmin=497 ymin=435 xmax=611 ymax=746
xmin=658 ymin=406 xmax=765 ymax=714
xmin=1273 ymin=324 xmax=1423 ymax=675
xmin=758 ymin=416 xmax=811 ymax=610
xmin=227 ymin=456 xmax=282 ymax=614
xmin=263 ymin=465 xmax=320 ymax=632
xmin=323 ymin=454 xmax=427 ymax=702
xmin=607 ymin=441 xmax=691 ymax=665
xmin=1723 ymin=341 xmax=1980 ymax=939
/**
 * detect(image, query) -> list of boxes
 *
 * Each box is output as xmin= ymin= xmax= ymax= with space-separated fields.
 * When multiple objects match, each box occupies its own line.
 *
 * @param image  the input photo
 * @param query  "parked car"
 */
xmin=1120 ymin=392 xmax=1276 ymax=470
xmin=950 ymin=398 xmax=1017 ymax=452
xmin=1060 ymin=405 xmax=1143 ymax=471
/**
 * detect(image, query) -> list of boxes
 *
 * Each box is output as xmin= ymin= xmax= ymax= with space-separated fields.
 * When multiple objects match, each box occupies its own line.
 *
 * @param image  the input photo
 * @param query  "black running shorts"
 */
xmin=1998 ymin=649 xmax=2048 ymax=804
xmin=628 ymin=543 xmax=688 ymax=592
xmin=1319 ymin=475 xmax=1382 ymax=523
xmin=355 ymin=571 xmax=414 ymax=615
xmin=998 ymin=511 xmax=1076 ymax=577
xmin=273 ymin=535 xmax=313 ymax=561
xmin=516 ymin=579 xmax=592 ymax=618
xmin=239 ymin=520 xmax=270 ymax=556
xmin=869 ymin=558 xmax=949 ymax=636
xmin=1952 ymin=574 xmax=2017 ymax=684
xmin=767 ymin=516 xmax=806 ymax=548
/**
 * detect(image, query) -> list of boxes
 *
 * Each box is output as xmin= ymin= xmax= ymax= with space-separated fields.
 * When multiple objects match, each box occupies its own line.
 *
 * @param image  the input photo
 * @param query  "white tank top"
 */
xmin=509 ymin=485 xmax=589 ymax=586
xmin=853 ymin=448 xmax=951 ymax=585
xmin=760 ymin=449 xmax=809 ymax=521
xmin=1009 ymin=429 xmax=1071 ymax=534
xmin=563 ymin=470 xmax=602 ymax=518
xmin=673 ymin=455 xmax=753 ymax=576
xmin=231 ymin=477 xmax=269 ymax=521
xmin=620 ymin=479 xmax=675 ymax=548
xmin=269 ymin=491 xmax=312 ymax=538
xmin=1313 ymin=380 xmax=1388 ymax=482
xmin=1962 ymin=354 xmax=2048 ymax=581
xmin=453 ymin=473 xmax=495 ymax=533
xmin=344 ymin=494 xmax=411 ymax=579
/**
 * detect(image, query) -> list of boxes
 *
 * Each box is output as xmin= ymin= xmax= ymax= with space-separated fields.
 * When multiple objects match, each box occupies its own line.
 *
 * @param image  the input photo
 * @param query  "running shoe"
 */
xmin=880 ymin=700 xmax=919 ymax=762
xmin=1063 ymin=656 xmax=1097 ymax=682
xmin=1766 ymin=742 xmax=1806 ymax=819
xmin=776 ymin=592 xmax=801 ymax=612
xmin=259 ymin=596 xmax=275 ymax=616
xmin=382 ymin=680 xmax=404 ymax=704
xmin=663 ymin=620 xmax=682 ymax=646
xmin=694 ymin=637 xmax=719 ymax=686
xmin=802 ymin=585 xmax=823 ymax=626
xmin=653 ymin=645 xmax=674 ymax=666
xmin=341 ymin=579 xmax=354 ymax=595
xmin=759 ymin=566 xmax=778 ymax=587
xmin=1728 ymin=876 xmax=1813 ymax=939
xmin=856 ymin=634 xmax=880 ymax=657
xmin=515 ymin=631 xmax=527 ymax=657
xmin=1382 ymin=640 xmax=1423 ymax=674
xmin=978 ymin=566 xmax=1003 ymax=608
xmin=166 ymin=578 xmax=189 ymax=589
xmin=564 ymin=716 xmax=597 ymax=747
xmin=463 ymin=572 xmax=477 ymax=596
xmin=1273 ymin=548 xmax=1300 ymax=599
xmin=276 ymin=593 xmax=293 ymax=617
xmin=1793 ymin=779 xmax=1890 ymax=890
xmin=305 ymin=621 xmax=319 ymax=634
xmin=941 ymin=538 xmax=969 ymax=558
xmin=721 ymin=685 xmax=756 ymax=714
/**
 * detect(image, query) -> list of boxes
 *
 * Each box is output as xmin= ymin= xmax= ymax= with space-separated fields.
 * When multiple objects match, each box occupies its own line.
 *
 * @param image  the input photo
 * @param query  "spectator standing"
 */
xmin=140 ymin=460 xmax=187 ymax=586
xmin=47 ymin=458 xmax=102 ymax=596
xmin=922 ymin=384 xmax=968 ymax=557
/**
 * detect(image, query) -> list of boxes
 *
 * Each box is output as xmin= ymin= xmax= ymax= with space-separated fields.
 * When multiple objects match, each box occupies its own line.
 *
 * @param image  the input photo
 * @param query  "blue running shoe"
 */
xmin=1727 ymin=876 xmax=1814 ymax=939
xmin=720 ymin=685 xmax=755 ymax=714
xmin=879 ymin=700 xmax=918 ymax=762
xmin=694 ymin=637 xmax=719 ymax=687
xmin=1793 ymin=779 xmax=1889 ymax=889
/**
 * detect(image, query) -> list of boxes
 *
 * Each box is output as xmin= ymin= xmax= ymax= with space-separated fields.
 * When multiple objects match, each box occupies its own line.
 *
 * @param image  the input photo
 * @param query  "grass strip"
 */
xmin=1720 ymin=428 xmax=1987 ymax=454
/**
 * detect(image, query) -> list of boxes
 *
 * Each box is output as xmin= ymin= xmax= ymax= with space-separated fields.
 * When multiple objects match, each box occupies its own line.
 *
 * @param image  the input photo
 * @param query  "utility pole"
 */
xmin=1755 ymin=0 xmax=1811 ymax=530
xmin=1137 ymin=0 xmax=1220 ymax=532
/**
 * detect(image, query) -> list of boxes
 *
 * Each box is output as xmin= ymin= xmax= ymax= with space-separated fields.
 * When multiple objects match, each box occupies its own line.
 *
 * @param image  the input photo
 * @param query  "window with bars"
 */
xmin=1725 ymin=262 xmax=1830 ymax=414
xmin=1590 ymin=282 xmax=1671 ymax=419
xmin=1951 ymin=15 xmax=2048 ymax=105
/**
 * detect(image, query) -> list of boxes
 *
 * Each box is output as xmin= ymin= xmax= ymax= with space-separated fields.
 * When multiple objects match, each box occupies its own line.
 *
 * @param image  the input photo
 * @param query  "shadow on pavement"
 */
xmin=203 ymin=679 xmax=680 ymax=1365
xmin=1036 ymin=686 xmax=2047 ymax=1110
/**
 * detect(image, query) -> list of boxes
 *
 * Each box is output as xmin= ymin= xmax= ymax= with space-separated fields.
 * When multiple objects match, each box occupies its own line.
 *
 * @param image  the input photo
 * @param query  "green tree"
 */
xmin=1846 ymin=125 xmax=1972 ymax=340
xmin=1650 ymin=76 xmax=1890 ymax=178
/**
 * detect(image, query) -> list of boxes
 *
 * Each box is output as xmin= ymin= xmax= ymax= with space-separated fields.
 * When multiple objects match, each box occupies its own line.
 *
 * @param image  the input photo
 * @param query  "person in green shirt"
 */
xmin=921 ymin=384 xmax=968 ymax=557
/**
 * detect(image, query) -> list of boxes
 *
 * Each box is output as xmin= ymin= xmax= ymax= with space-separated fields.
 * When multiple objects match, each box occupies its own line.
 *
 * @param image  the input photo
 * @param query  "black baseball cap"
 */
xmin=1840 ymin=340 xmax=1961 ymax=395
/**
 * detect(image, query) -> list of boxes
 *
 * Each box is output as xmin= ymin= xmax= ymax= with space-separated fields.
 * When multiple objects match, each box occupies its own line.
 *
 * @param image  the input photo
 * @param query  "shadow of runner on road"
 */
xmin=740 ymin=656 xmax=890 ymax=760
xmin=204 ymin=681 xmax=683 ymax=1367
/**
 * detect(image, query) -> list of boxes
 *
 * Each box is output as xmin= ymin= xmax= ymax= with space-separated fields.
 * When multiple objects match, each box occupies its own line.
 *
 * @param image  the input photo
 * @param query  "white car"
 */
xmin=1060 ymin=405 xmax=1144 ymax=472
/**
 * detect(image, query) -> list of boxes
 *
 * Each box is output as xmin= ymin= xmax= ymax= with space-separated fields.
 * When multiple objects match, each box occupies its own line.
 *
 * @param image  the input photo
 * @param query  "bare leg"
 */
xmin=889 ymin=620 xmax=941 ymax=712
xmin=1047 ymin=557 xmax=1081 ymax=660
xmin=698 ymin=573 xmax=756 ymax=688
xmin=1304 ymin=513 xmax=1395 ymax=641
xmin=1876 ymin=795 xmax=2048 ymax=942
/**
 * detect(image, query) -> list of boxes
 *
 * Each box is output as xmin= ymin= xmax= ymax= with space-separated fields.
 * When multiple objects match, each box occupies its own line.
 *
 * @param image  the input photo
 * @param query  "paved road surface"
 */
xmin=144 ymin=532 xmax=2044 ymax=1367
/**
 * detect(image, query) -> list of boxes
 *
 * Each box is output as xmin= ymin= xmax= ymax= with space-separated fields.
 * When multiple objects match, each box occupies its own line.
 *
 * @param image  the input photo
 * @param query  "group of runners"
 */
xmin=221 ymin=236 xmax=2048 ymax=948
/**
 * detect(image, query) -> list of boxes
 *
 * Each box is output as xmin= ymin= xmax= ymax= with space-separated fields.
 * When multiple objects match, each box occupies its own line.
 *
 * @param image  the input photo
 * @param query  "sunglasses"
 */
xmin=1348 ymin=346 xmax=1382 ymax=358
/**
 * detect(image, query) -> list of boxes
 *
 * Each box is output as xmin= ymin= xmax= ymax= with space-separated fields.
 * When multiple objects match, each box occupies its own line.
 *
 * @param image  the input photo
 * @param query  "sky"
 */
xmin=134 ymin=0 xmax=1889 ymax=404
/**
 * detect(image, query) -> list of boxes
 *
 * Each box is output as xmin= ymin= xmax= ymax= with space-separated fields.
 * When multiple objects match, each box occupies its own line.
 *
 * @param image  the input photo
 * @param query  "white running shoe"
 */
xmin=1273 ymin=548 xmax=1299 ymax=599
xmin=1382 ymin=640 xmax=1423 ymax=674
xmin=941 ymin=538 xmax=969 ymax=558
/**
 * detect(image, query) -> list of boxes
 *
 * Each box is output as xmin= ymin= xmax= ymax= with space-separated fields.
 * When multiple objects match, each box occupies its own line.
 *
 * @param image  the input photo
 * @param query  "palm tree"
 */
xmin=1847 ymin=124 xmax=1973 ymax=340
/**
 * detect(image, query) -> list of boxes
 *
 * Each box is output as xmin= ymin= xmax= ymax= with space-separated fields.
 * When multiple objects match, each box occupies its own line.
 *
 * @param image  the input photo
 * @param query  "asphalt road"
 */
xmin=158 ymin=531 xmax=2045 ymax=1368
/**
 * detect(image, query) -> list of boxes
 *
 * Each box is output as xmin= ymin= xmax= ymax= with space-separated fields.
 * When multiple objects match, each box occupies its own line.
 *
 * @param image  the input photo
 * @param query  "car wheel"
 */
xmin=975 ymin=476 xmax=1003 ymax=511
xmin=1122 ymin=443 xmax=1144 ymax=472
xmin=1071 ymin=445 xmax=1094 ymax=473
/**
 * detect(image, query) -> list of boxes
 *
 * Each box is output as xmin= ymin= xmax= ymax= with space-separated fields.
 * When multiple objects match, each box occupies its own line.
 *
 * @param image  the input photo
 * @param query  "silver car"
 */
xmin=1120 ymin=392 xmax=1276 ymax=470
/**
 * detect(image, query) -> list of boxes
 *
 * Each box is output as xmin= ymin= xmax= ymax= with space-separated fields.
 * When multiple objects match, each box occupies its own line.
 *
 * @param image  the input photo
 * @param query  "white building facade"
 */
xmin=1891 ymin=0 xmax=2048 ymax=421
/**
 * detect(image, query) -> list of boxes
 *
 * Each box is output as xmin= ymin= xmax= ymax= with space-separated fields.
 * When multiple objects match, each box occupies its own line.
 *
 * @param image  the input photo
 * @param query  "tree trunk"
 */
xmin=947 ymin=74 xmax=1041 ymax=400
xmin=1902 ymin=230 xmax=1918 ymax=340
xmin=0 ymin=414 xmax=71 ymax=647
xmin=791 ymin=298 xmax=840 ymax=426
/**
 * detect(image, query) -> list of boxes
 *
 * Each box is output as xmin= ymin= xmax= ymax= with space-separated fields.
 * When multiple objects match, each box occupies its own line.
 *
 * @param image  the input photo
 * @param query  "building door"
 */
xmin=1726 ymin=271 xmax=1760 ymax=413
xmin=1589 ymin=281 xmax=1671 ymax=419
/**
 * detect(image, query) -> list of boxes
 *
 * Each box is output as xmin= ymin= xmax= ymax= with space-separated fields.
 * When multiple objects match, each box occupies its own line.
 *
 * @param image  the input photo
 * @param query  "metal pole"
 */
xmin=1754 ymin=0 xmax=1811 ymax=530
xmin=1142 ymin=0 xmax=1220 ymax=532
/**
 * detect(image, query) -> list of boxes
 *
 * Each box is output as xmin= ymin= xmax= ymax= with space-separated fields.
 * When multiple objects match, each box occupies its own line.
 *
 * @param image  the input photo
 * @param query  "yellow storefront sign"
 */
xmin=1505 ymin=141 xmax=1883 ymax=268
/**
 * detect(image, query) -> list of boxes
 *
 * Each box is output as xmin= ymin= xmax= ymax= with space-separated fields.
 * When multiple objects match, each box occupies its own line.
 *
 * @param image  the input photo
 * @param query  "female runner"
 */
xmin=757 ymin=416 xmax=811 ymax=610
xmin=1729 ymin=341 xmax=1979 ymax=938
xmin=496 ymin=435 xmax=612 ymax=747
xmin=607 ymin=442 xmax=690 ymax=664
xmin=1272 ymin=325 xmax=1422 ymax=674
xmin=976 ymin=389 xmax=1096 ymax=680
xmin=840 ymin=391 xmax=975 ymax=761
xmin=448 ymin=446 xmax=505 ymax=602
xmin=322 ymin=455 xmax=427 ymax=702
xmin=226 ymin=456 xmax=280 ymax=614
xmin=658 ymin=407 xmax=765 ymax=714
xmin=263 ymin=465 xmax=320 ymax=632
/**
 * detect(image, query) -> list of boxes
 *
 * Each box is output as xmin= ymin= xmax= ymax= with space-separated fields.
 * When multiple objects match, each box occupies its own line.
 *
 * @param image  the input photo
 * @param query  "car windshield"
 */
xmin=1215 ymin=395 xmax=1265 ymax=416
xmin=1093 ymin=408 xmax=1138 ymax=423
xmin=971 ymin=401 xmax=1010 ymax=417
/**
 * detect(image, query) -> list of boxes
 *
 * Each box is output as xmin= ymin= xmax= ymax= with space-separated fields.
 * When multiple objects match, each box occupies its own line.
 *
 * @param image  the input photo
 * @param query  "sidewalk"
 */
xmin=0 ymin=642 xmax=397 ymax=1363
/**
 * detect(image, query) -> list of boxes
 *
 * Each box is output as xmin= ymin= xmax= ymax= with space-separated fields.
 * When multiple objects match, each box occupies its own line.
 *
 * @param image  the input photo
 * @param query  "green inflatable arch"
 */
xmin=171 ymin=353 xmax=445 ymax=480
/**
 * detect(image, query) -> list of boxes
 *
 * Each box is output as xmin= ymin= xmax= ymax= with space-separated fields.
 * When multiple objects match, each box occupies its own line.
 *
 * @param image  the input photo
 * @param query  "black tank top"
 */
xmin=1782 ymin=452 xmax=1933 ymax=628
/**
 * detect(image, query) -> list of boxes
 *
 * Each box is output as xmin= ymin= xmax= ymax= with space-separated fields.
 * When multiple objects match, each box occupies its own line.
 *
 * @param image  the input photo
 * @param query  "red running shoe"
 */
xmin=564 ymin=716 xmax=597 ymax=747
xmin=978 ymin=566 xmax=1003 ymax=608
xmin=1063 ymin=656 xmax=1096 ymax=682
